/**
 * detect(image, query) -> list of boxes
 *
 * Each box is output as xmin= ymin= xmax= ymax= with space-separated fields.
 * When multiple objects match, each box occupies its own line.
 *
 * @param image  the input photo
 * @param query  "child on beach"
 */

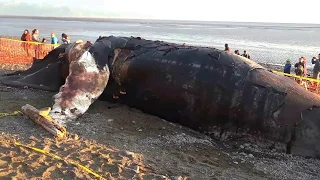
xmin=61 ymin=33 xmax=70 ymax=44
xmin=51 ymin=33 xmax=58 ymax=45
xmin=283 ymin=59 xmax=291 ymax=74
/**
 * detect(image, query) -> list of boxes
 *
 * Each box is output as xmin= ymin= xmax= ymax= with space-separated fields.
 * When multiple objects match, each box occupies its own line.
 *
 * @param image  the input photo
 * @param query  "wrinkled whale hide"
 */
xmin=1 ymin=36 xmax=320 ymax=158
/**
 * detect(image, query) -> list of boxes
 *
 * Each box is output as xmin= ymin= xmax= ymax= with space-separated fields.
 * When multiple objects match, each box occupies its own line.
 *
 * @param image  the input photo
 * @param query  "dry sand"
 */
xmin=1 ymin=67 xmax=320 ymax=180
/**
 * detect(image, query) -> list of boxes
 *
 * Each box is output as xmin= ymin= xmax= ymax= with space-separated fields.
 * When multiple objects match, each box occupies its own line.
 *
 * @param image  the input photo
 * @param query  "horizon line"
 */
xmin=0 ymin=15 xmax=319 ymax=26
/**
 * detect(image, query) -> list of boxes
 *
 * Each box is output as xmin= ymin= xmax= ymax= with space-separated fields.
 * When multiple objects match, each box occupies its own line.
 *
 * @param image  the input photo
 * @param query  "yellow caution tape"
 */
xmin=0 ymin=37 xmax=58 ymax=46
xmin=0 ymin=139 xmax=105 ymax=180
xmin=0 ymin=111 xmax=21 ymax=118
xmin=271 ymin=70 xmax=320 ymax=83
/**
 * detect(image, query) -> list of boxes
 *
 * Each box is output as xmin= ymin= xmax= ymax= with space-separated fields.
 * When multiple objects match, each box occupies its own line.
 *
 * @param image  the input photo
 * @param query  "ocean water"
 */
xmin=1 ymin=17 xmax=320 ymax=68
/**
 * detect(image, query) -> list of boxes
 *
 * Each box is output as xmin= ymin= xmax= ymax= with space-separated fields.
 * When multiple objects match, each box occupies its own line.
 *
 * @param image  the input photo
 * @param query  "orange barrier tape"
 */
xmin=0 ymin=38 xmax=56 ymax=64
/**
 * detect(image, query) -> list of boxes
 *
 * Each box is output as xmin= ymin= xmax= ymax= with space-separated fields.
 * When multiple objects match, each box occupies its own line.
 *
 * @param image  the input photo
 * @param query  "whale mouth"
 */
xmin=0 ymin=41 xmax=110 ymax=126
xmin=47 ymin=42 xmax=110 ymax=125
xmin=0 ymin=40 xmax=92 ymax=92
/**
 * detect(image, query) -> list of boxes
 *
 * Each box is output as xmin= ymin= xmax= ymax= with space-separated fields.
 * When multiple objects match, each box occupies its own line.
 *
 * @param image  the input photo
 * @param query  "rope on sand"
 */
xmin=0 ymin=110 xmax=104 ymax=179
xmin=0 ymin=111 xmax=22 ymax=118
xmin=0 ymin=139 xmax=106 ymax=180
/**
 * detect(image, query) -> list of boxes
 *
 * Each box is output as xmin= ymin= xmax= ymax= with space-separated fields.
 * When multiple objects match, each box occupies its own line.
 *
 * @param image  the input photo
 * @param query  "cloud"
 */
xmin=1 ymin=0 xmax=320 ymax=24
xmin=0 ymin=1 xmax=133 ymax=18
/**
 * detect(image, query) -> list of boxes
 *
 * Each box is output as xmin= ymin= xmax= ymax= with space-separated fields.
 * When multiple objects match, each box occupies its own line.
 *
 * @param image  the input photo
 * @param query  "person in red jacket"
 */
xmin=21 ymin=29 xmax=32 ymax=41
xmin=20 ymin=29 xmax=32 ymax=56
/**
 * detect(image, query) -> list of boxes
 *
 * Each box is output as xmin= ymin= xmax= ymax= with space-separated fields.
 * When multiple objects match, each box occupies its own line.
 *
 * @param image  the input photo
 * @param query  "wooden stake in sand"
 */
xmin=21 ymin=104 xmax=67 ymax=138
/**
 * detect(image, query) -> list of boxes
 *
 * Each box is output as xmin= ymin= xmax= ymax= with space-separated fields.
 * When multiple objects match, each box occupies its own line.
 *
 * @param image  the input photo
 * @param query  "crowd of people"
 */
xmin=224 ymin=43 xmax=251 ymax=59
xmin=20 ymin=29 xmax=71 ymax=45
xmin=223 ymin=43 xmax=320 ymax=80
xmin=283 ymin=55 xmax=320 ymax=80
xmin=18 ymin=29 xmax=72 ymax=58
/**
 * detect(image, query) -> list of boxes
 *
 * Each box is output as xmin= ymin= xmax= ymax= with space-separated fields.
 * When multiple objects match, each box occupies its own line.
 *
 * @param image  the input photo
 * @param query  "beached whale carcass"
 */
xmin=1 ymin=36 xmax=320 ymax=158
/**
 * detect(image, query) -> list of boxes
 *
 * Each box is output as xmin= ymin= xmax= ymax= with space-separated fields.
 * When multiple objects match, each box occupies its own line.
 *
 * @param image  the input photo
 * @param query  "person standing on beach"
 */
xmin=31 ymin=29 xmax=40 ymax=42
xmin=20 ymin=29 xmax=32 ymax=56
xmin=241 ymin=50 xmax=251 ymax=59
xmin=294 ymin=57 xmax=305 ymax=76
xmin=21 ymin=29 xmax=32 ymax=41
xmin=51 ymin=33 xmax=58 ymax=45
xmin=283 ymin=59 xmax=291 ymax=74
xmin=312 ymin=54 xmax=320 ymax=79
xmin=61 ymin=33 xmax=70 ymax=44
xmin=224 ymin=44 xmax=230 ymax=52
xmin=302 ymin=57 xmax=307 ymax=76
xmin=31 ymin=29 xmax=41 ymax=58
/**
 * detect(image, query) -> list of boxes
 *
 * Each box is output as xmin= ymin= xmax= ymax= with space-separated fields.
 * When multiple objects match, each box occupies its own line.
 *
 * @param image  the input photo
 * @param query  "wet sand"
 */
xmin=1 ymin=67 xmax=320 ymax=180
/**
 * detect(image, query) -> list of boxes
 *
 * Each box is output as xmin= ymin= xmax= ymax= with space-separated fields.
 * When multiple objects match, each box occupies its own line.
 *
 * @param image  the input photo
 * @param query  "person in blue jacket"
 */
xmin=284 ymin=59 xmax=291 ymax=74
xmin=51 ymin=33 xmax=58 ymax=45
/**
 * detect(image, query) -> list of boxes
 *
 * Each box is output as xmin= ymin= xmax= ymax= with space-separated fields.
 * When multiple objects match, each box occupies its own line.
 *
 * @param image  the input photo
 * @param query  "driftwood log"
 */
xmin=21 ymin=104 xmax=67 ymax=138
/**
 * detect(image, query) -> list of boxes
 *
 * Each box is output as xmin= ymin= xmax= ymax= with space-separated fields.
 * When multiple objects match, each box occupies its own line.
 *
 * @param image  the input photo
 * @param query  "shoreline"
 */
xmin=1 ymin=15 xmax=320 ymax=26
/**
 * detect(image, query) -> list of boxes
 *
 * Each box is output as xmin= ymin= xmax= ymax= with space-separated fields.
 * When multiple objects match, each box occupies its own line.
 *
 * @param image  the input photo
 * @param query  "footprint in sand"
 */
xmin=0 ymin=133 xmax=170 ymax=179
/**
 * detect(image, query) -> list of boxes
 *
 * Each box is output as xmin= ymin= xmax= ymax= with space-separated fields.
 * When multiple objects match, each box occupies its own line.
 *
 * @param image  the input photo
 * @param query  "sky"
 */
xmin=0 ymin=0 xmax=319 ymax=24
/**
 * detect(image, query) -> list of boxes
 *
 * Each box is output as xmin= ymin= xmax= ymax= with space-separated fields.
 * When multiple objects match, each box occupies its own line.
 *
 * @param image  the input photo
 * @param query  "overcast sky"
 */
xmin=0 ymin=0 xmax=319 ymax=24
